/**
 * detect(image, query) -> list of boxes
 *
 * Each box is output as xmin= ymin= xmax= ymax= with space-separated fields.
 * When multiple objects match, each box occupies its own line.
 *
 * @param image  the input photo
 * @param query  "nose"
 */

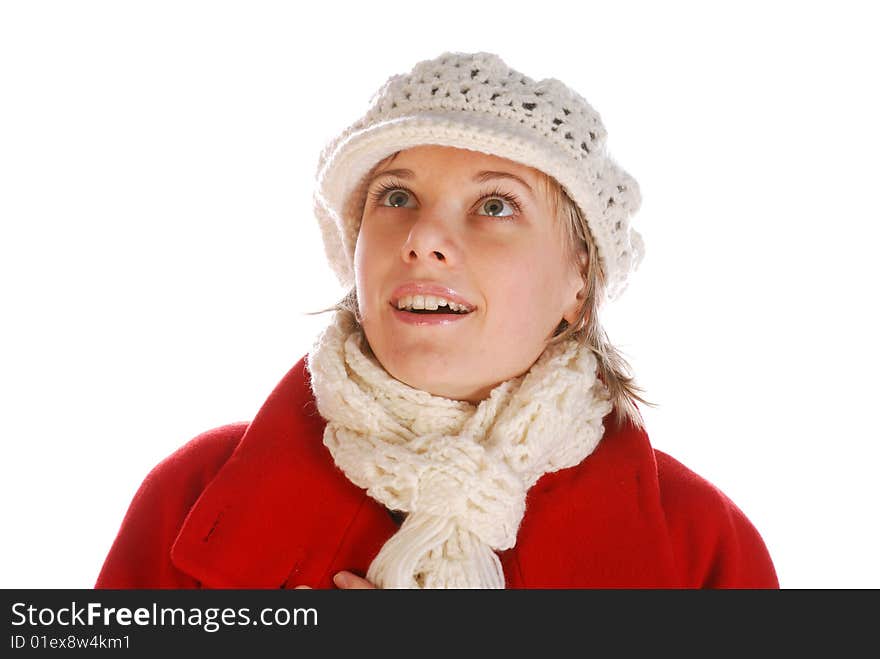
xmin=399 ymin=211 xmax=459 ymax=267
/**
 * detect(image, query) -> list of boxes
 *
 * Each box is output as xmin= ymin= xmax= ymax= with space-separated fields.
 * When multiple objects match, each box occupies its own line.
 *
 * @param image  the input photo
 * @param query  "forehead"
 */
xmin=373 ymin=144 xmax=542 ymax=186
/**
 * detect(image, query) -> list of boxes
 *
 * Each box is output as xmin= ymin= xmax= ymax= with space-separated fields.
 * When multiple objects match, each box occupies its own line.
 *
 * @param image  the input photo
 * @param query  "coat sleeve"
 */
xmin=655 ymin=450 xmax=780 ymax=588
xmin=94 ymin=423 xmax=248 ymax=589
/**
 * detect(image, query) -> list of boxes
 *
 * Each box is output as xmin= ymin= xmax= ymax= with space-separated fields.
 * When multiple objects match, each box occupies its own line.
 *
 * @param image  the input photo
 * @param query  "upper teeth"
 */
xmin=396 ymin=294 xmax=469 ymax=312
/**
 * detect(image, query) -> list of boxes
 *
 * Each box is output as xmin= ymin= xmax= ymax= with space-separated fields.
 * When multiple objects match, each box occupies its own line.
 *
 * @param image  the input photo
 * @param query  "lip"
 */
xmin=389 ymin=282 xmax=477 ymax=311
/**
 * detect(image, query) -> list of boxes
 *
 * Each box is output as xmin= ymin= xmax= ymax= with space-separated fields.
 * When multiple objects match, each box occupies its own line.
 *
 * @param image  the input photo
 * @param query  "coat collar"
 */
xmin=170 ymin=355 xmax=674 ymax=588
xmin=170 ymin=356 xmax=373 ymax=588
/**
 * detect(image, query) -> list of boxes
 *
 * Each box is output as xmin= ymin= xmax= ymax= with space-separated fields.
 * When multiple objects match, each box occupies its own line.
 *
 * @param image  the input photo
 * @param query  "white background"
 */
xmin=2 ymin=1 xmax=877 ymax=589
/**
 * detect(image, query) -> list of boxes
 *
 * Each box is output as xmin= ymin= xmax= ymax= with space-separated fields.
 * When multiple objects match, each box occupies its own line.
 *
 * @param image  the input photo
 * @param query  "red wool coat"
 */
xmin=94 ymin=356 xmax=779 ymax=589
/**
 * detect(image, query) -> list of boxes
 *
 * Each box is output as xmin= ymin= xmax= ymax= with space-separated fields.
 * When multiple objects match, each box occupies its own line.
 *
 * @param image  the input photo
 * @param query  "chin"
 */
xmin=387 ymin=361 xmax=469 ymax=399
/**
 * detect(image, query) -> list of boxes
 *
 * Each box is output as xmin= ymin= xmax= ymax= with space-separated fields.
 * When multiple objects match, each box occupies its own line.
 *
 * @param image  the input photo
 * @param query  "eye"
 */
xmin=478 ymin=196 xmax=516 ymax=218
xmin=385 ymin=189 xmax=412 ymax=208
xmin=475 ymin=187 xmax=522 ymax=219
xmin=369 ymin=181 xmax=416 ymax=208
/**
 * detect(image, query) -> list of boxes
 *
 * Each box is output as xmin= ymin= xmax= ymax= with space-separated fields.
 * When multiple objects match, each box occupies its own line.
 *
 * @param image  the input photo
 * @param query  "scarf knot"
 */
xmin=406 ymin=434 xmax=526 ymax=548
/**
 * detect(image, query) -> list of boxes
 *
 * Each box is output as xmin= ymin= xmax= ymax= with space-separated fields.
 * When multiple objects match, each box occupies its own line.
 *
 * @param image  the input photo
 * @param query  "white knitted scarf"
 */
xmin=305 ymin=310 xmax=613 ymax=589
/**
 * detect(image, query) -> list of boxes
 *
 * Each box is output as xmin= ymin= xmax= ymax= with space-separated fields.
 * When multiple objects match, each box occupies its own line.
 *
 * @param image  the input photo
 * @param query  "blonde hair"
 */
xmin=307 ymin=151 xmax=656 ymax=432
xmin=535 ymin=170 xmax=655 ymax=431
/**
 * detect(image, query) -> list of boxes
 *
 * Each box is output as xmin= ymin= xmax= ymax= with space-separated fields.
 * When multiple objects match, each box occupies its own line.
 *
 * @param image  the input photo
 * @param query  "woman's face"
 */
xmin=354 ymin=144 xmax=586 ymax=403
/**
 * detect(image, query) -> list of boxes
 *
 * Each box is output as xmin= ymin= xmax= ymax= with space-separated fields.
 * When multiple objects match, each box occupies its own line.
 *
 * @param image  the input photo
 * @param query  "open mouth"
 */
xmin=391 ymin=303 xmax=471 ymax=316
xmin=397 ymin=307 xmax=470 ymax=315
xmin=391 ymin=294 xmax=475 ymax=316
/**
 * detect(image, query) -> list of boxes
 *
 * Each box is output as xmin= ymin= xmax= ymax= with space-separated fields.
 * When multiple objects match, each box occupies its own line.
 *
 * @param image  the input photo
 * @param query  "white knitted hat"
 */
xmin=313 ymin=50 xmax=645 ymax=302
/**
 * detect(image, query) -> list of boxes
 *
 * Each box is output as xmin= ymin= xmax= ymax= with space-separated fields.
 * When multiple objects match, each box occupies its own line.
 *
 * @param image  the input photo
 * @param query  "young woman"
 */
xmin=95 ymin=51 xmax=778 ymax=589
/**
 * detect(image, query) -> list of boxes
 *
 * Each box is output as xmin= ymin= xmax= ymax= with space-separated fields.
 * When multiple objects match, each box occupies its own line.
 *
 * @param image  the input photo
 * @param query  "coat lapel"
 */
xmin=509 ymin=410 xmax=680 ymax=587
xmin=170 ymin=357 xmax=374 ymax=588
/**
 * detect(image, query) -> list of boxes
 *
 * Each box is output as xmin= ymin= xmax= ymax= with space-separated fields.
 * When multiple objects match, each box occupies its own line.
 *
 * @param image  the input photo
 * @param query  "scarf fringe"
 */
xmin=367 ymin=513 xmax=505 ymax=589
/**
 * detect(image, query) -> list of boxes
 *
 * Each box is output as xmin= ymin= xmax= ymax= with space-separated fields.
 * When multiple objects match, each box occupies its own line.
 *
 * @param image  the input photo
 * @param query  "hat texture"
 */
xmin=313 ymin=51 xmax=645 ymax=302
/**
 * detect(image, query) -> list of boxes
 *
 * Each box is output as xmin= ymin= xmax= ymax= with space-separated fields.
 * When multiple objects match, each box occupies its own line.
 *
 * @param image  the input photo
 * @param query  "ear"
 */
xmin=562 ymin=249 xmax=589 ymax=327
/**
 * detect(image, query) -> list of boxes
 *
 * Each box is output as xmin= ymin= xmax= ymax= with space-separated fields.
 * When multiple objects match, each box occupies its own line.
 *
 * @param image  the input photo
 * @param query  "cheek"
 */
xmin=500 ymin=240 xmax=572 ymax=317
xmin=355 ymin=217 xmax=400 ymax=263
xmin=481 ymin=253 xmax=558 ymax=332
xmin=354 ymin=223 xmax=403 ymax=323
xmin=354 ymin=226 xmax=385 ymax=291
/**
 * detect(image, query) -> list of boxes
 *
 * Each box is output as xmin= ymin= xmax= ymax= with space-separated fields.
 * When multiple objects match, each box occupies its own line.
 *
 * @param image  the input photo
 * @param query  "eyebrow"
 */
xmin=367 ymin=168 xmax=534 ymax=195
